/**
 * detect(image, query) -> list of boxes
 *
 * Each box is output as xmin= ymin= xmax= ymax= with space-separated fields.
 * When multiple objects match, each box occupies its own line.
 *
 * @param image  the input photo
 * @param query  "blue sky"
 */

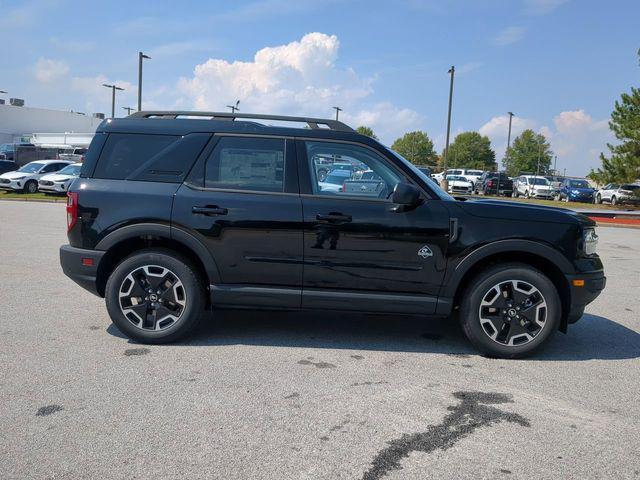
xmin=1 ymin=0 xmax=638 ymax=175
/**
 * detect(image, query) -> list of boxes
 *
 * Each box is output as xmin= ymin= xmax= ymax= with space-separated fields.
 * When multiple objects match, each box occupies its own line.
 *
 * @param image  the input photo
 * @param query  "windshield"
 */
xmin=531 ymin=178 xmax=549 ymax=185
xmin=58 ymin=164 xmax=81 ymax=175
xmin=0 ymin=144 xmax=14 ymax=153
xmin=568 ymin=180 xmax=590 ymax=188
xmin=17 ymin=162 xmax=45 ymax=173
xmin=386 ymin=147 xmax=454 ymax=200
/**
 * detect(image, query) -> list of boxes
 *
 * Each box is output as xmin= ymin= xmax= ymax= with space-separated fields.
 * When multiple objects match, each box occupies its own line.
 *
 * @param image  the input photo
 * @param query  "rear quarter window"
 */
xmin=92 ymin=133 xmax=210 ymax=182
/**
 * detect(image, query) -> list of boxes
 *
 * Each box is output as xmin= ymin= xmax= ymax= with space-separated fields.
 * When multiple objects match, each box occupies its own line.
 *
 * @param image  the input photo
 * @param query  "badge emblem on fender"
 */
xmin=418 ymin=245 xmax=433 ymax=259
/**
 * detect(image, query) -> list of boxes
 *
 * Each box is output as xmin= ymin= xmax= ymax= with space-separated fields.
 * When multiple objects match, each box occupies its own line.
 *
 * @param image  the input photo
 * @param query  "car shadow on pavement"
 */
xmin=107 ymin=311 xmax=640 ymax=360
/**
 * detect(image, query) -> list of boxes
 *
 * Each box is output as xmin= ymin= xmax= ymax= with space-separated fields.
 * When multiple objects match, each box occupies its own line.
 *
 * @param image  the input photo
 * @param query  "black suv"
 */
xmin=60 ymin=111 xmax=605 ymax=358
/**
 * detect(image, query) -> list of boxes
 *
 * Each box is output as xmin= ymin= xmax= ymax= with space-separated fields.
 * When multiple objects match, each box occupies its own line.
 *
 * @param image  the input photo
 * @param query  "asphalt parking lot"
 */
xmin=1 ymin=201 xmax=639 ymax=480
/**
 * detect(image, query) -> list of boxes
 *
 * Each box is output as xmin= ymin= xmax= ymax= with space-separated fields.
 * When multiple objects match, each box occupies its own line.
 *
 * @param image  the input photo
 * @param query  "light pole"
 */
xmin=441 ymin=65 xmax=455 ymax=190
xmin=226 ymin=100 xmax=240 ymax=113
xmin=102 ymin=83 xmax=125 ymax=118
xmin=138 ymin=52 xmax=151 ymax=112
xmin=505 ymin=111 xmax=514 ymax=173
xmin=332 ymin=106 xmax=342 ymax=121
xmin=123 ymin=107 xmax=135 ymax=115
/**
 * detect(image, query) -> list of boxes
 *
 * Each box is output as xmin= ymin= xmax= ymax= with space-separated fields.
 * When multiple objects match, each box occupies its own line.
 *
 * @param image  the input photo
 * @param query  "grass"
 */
xmin=0 ymin=190 xmax=67 ymax=202
xmin=466 ymin=194 xmax=640 ymax=211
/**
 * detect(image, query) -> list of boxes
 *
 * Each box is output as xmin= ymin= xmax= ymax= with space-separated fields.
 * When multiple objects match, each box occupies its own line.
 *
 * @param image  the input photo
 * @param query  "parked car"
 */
xmin=450 ymin=169 xmax=484 ymax=185
xmin=59 ymin=147 xmax=88 ymax=163
xmin=316 ymin=161 xmax=354 ymax=182
xmin=417 ymin=167 xmax=432 ymax=177
xmin=513 ymin=175 xmax=554 ymax=199
xmin=555 ymin=179 xmax=595 ymax=203
xmin=445 ymin=175 xmax=474 ymax=194
xmin=38 ymin=162 xmax=82 ymax=194
xmin=0 ymin=160 xmax=73 ymax=193
xmin=0 ymin=160 xmax=17 ymax=175
xmin=594 ymin=183 xmax=640 ymax=206
xmin=0 ymin=142 xmax=35 ymax=161
xmin=479 ymin=172 xmax=513 ymax=196
xmin=318 ymin=169 xmax=352 ymax=193
xmin=60 ymin=110 xmax=605 ymax=359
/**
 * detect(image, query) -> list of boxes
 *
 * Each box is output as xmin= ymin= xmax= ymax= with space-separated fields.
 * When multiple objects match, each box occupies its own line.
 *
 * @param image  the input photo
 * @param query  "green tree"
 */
xmin=504 ymin=129 xmax=553 ymax=176
xmin=356 ymin=125 xmax=378 ymax=140
xmin=391 ymin=131 xmax=436 ymax=165
xmin=445 ymin=132 xmax=496 ymax=170
xmin=588 ymin=49 xmax=640 ymax=184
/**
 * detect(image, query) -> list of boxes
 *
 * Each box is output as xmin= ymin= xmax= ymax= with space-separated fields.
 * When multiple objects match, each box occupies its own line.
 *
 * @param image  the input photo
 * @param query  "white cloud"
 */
xmin=177 ymin=32 xmax=421 ymax=144
xmin=523 ymin=0 xmax=568 ymax=15
xmin=479 ymin=109 xmax=613 ymax=176
xmin=492 ymin=26 xmax=527 ymax=46
xmin=34 ymin=58 xmax=70 ymax=83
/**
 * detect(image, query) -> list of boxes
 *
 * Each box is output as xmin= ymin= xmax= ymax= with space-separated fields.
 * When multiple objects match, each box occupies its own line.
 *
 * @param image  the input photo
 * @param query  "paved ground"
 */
xmin=1 ymin=201 xmax=639 ymax=480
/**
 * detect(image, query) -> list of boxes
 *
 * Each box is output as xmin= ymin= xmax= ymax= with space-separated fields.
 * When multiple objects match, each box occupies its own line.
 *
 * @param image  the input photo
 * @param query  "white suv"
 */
xmin=594 ymin=183 xmax=640 ymax=205
xmin=38 ymin=162 xmax=82 ymax=193
xmin=513 ymin=175 xmax=554 ymax=199
xmin=0 ymin=160 xmax=73 ymax=193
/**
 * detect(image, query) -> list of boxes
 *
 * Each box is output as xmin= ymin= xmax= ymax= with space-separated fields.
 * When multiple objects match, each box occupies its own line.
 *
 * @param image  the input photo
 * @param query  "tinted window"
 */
xmin=205 ymin=136 xmax=285 ymax=192
xmin=94 ymin=134 xmax=179 ymax=180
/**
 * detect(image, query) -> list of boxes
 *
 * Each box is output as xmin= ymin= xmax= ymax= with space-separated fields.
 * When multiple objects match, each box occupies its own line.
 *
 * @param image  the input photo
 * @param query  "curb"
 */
xmin=0 ymin=197 xmax=67 ymax=204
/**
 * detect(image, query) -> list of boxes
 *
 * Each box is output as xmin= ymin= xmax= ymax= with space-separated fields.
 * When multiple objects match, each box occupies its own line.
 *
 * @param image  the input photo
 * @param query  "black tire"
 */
xmin=105 ymin=248 xmax=206 ymax=344
xmin=459 ymin=263 xmax=561 ymax=358
xmin=524 ymin=190 xmax=530 ymax=199
xmin=611 ymin=196 xmax=617 ymax=206
xmin=594 ymin=194 xmax=601 ymax=204
xmin=24 ymin=180 xmax=38 ymax=194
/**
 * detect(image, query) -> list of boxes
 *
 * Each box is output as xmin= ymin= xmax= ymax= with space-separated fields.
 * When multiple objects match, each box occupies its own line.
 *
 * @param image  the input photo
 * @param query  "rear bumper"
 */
xmin=565 ymin=271 xmax=606 ymax=323
xmin=60 ymin=245 xmax=105 ymax=297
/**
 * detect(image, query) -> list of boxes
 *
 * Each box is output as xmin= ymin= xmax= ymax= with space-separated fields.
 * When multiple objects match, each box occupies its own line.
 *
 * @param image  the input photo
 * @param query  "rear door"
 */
xmin=172 ymin=135 xmax=303 ymax=308
xmin=297 ymin=139 xmax=450 ymax=314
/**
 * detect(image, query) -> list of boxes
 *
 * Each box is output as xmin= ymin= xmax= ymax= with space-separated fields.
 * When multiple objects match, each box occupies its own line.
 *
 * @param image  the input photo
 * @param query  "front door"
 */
xmin=172 ymin=135 xmax=303 ymax=308
xmin=297 ymin=139 xmax=450 ymax=314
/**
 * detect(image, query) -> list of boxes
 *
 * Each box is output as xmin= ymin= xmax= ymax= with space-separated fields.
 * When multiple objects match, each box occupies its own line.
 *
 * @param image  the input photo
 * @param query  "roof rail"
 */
xmin=128 ymin=110 xmax=355 ymax=132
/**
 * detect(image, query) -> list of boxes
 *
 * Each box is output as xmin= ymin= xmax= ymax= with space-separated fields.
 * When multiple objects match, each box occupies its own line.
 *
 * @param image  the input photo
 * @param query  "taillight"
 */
xmin=67 ymin=191 xmax=78 ymax=232
xmin=488 ymin=180 xmax=494 ymax=187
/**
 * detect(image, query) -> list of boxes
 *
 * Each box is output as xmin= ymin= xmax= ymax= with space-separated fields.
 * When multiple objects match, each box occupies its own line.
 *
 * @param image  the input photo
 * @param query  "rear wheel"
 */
xmin=459 ymin=263 xmax=561 ymax=358
xmin=105 ymin=249 xmax=205 ymax=344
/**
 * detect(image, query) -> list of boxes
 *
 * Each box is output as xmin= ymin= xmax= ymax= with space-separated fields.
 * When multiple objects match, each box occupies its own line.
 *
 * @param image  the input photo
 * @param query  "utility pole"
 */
xmin=505 ymin=111 xmax=514 ymax=173
xmin=138 ymin=52 xmax=151 ymax=112
xmin=226 ymin=100 xmax=240 ymax=113
xmin=442 ymin=66 xmax=455 ymax=190
xmin=102 ymin=83 xmax=125 ymax=118
xmin=122 ymin=107 xmax=135 ymax=115
xmin=333 ymin=106 xmax=342 ymax=121
xmin=553 ymin=155 xmax=557 ymax=175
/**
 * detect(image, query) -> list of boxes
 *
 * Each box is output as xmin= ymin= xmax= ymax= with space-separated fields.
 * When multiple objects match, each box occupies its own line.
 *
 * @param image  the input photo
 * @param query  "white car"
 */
xmin=446 ymin=175 xmax=474 ymax=194
xmin=38 ymin=163 xmax=82 ymax=193
xmin=513 ymin=175 xmax=554 ymax=199
xmin=0 ymin=160 xmax=73 ymax=193
xmin=594 ymin=183 xmax=640 ymax=206
xmin=318 ymin=169 xmax=352 ymax=193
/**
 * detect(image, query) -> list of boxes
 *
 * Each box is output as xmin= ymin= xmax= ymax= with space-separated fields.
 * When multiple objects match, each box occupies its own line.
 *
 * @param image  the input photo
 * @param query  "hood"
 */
xmin=568 ymin=187 xmax=594 ymax=193
xmin=40 ymin=173 xmax=75 ymax=182
xmin=458 ymin=198 xmax=595 ymax=226
xmin=0 ymin=171 xmax=31 ymax=179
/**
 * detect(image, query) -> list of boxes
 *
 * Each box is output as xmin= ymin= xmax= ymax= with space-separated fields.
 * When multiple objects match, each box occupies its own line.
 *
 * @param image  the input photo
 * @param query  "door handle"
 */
xmin=192 ymin=206 xmax=228 ymax=216
xmin=316 ymin=213 xmax=352 ymax=223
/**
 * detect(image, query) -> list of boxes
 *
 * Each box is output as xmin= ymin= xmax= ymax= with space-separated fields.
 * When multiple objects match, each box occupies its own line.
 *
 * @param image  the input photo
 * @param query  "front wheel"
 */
xmin=105 ymin=249 xmax=205 ymax=344
xmin=524 ymin=190 xmax=530 ymax=199
xmin=459 ymin=263 xmax=561 ymax=358
xmin=24 ymin=180 xmax=38 ymax=194
xmin=594 ymin=194 xmax=601 ymax=204
xmin=611 ymin=196 xmax=617 ymax=206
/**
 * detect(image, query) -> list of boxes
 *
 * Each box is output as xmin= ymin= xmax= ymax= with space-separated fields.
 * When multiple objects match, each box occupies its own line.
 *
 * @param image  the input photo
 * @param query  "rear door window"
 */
xmin=204 ymin=136 xmax=285 ymax=192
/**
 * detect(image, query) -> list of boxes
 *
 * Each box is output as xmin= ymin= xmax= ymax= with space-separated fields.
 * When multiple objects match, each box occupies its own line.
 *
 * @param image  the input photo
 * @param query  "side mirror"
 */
xmin=390 ymin=182 xmax=422 ymax=212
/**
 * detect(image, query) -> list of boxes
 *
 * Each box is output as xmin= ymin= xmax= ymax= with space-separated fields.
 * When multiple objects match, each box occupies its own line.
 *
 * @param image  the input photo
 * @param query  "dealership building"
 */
xmin=0 ymin=103 xmax=104 ymax=146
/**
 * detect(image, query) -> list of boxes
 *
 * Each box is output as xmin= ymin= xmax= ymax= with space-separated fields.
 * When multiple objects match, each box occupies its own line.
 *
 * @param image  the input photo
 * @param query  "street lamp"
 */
xmin=138 ymin=52 xmax=151 ymax=112
xmin=227 ymin=100 xmax=240 ymax=113
xmin=441 ymin=65 xmax=455 ymax=190
xmin=123 ymin=107 xmax=135 ymax=115
xmin=332 ymin=106 xmax=342 ymax=121
xmin=102 ymin=83 xmax=125 ymax=118
xmin=505 ymin=111 xmax=514 ymax=173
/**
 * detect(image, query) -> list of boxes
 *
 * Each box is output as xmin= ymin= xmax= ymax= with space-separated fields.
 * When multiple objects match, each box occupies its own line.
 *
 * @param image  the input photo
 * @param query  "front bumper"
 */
xmin=565 ymin=271 xmax=606 ymax=324
xmin=0 ymin=179 xmax=25 ymax=191
xmin=60 ymin=245 xmax=105 ymax=297
xmin=39 ymin=182 xmax=69 ymax=193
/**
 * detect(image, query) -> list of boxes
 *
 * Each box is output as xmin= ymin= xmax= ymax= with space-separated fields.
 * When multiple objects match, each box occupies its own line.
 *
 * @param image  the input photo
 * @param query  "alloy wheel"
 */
xmin=478 ymin=280 xmax=548 ymax=347
xmin=118 ymin=265 xmax=186 ymax=331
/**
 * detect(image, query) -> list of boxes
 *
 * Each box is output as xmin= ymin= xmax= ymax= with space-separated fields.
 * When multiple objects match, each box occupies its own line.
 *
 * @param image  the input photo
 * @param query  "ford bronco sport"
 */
xmin=60 ymin=111 xmax=605 ymax=358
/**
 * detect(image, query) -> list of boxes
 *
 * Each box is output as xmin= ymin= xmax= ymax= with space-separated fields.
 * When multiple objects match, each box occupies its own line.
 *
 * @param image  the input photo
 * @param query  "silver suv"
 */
xmin=513 ymin=175 xmax=554 ymax=199
xmin=594 ymin=183 xmax=640 ymax=205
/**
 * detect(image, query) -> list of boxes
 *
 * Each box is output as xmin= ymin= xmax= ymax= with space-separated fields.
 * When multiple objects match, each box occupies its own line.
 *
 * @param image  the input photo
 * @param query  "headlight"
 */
xmin=54 ymin=179 xmax=67 ymax=183
xmin=12 ymin=176 xmax=26 ymax=180
xmin=583 ymin=228 xmax=598 ymax=255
